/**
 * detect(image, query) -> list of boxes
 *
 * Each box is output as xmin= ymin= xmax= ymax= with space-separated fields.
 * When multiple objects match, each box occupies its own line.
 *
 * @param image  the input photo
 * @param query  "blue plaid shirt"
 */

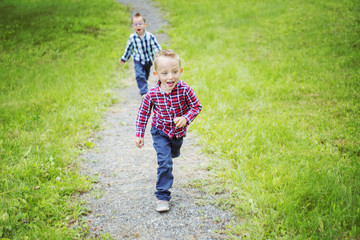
xmin=120 ymin=31 xmax=161 ymax=65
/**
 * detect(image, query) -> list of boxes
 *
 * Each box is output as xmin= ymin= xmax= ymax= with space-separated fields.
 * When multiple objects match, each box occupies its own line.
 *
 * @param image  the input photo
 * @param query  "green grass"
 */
xmin=2 ymin=0 xmax=359 ymax=239
xmin=155 ymin=0 xmax=360 ymax=239
xmin=0 ymin=0 xmax=130 ymax=238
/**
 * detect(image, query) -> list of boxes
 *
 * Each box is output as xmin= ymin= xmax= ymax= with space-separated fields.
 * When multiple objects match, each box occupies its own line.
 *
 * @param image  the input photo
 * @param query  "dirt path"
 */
xmin=79 ymin=1 xmax=233 ymax=239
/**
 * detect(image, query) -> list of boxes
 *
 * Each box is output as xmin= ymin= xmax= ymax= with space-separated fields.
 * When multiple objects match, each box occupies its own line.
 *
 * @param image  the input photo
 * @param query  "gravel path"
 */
xmin=79 ymin=0 xmax=233 ymax=239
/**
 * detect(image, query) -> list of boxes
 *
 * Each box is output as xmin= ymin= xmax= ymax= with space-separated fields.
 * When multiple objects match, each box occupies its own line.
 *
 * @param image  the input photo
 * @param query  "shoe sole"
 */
xmin=156 ymin=207 xmax=170 ymax=212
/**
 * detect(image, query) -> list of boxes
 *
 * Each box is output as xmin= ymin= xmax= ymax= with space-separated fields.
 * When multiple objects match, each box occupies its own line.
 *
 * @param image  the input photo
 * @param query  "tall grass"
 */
xmin=0 ymin=0 xmax=130 ymax=238
xmin=155 ymin=0 xmax=360 ymax=239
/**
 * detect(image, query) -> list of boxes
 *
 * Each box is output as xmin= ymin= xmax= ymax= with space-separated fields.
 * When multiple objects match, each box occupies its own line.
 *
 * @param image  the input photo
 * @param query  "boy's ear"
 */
xmin=153 ymin=70 xmax=158 ymax=77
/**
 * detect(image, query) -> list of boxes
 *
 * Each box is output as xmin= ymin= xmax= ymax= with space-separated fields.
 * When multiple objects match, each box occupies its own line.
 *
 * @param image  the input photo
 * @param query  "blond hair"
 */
xmin=154 ymin=49 xmax=181 ymax=70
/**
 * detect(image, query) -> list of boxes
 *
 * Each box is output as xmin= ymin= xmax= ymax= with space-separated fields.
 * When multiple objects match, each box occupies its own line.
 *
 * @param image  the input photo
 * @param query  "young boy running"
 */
xmin=119 ymin=12 xmax=162 ymax=96
xmin=135 ymin=49 xmax=202 ymax=212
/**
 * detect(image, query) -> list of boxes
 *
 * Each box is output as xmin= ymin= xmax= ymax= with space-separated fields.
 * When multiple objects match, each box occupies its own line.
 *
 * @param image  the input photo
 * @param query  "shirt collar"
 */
xmin=135 ymin=30 xmax=147 ymax=38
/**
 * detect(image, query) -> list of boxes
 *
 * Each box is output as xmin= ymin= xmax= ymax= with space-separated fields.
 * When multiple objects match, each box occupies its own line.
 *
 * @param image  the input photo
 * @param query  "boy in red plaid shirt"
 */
xmin=135 ymin=49 xmax=202 ymax=212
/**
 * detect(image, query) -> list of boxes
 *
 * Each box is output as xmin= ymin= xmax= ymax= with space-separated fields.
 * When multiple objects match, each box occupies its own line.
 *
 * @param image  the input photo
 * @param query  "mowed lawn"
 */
xmin=0 ymin=0 xmax=130 ymax=238
xmin=1 ymin=0 xmax=359 ymax=239
xmin=155 ymin=0 xmax=360 ymax=239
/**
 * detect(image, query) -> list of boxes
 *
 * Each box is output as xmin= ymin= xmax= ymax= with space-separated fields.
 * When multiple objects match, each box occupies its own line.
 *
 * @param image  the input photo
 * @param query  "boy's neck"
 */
xmin=137 ymin=31 xmax=145 ymax=38
xmin=159 ymin=81 xmax=179 ymax=94
xmin=160 ymin=83 xmax=170 ymax=93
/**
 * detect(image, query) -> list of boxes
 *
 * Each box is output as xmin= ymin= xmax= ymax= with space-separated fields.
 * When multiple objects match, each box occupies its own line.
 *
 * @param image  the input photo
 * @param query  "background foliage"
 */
xmin=0 ymin=0 xmax=129 ymax=238
xmin=1 ymin=0 xmax=359 ymax=239
xmin=155 ymin=0 xmax=360 ymax=239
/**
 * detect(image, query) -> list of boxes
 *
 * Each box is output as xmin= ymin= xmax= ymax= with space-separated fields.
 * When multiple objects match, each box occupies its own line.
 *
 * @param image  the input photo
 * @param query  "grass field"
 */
xmin=155 ymin=0 xmax=360 ymax=239
xmin=0 ymin=0 xmax=130 ymax=238
xmin=1 ymin=0 xmax=359 ymax=239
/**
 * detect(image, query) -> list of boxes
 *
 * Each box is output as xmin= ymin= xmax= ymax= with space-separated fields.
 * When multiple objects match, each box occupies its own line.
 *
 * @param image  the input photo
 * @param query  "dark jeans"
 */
xmin=151 ymin=126 xmax=184 ymax=201
xmin=134 ymin=60 xmax=152 ymax=95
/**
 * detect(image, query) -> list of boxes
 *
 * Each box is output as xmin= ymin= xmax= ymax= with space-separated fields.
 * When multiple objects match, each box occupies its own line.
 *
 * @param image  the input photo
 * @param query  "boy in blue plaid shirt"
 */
xmin=119 ymin=13 xmax=162 ymax=96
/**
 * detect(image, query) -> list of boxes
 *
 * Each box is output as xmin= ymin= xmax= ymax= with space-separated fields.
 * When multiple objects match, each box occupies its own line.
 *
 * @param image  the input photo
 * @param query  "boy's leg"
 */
xmin=144 ymin=61 xmax=152 ymax=81
xmin=150 ymin=127 xmax=174 ymax=201
xmin=170 ymin=136 xmax=183 ymax=158
xmin=134 ymin=60 xmax=148 ymax=95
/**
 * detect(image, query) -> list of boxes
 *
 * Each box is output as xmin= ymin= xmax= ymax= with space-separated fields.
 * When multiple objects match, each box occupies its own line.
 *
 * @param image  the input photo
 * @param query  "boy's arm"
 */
xmin=150 ymin=34 xmax=162 ymax=53
xmin=182 ymin=87 xmax=202 ymax=125
xmin=135 ymin=94 xmax=153 ymax=139
xmin=120 ymin=36 xmax=134 ymax=63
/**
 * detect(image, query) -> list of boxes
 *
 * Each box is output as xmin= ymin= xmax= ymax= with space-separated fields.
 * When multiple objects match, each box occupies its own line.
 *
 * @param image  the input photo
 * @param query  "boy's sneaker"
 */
xmin=156 ymin=200 xmax=170 ymax=212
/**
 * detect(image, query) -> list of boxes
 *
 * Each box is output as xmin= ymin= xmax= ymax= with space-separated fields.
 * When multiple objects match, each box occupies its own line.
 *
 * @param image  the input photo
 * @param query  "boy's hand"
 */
xmin=119 ymin=59 xmax=125 ymax=65
xmin=174 ymin=117 xmax=187 ymax=128
xmin=135 ymin=137 xmax=144 ymax=148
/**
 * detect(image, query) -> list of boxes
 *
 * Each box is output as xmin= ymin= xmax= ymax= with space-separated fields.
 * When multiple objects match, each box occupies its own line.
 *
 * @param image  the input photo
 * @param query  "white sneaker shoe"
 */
xmin=156 ymin=200 xmax=170 ymax=212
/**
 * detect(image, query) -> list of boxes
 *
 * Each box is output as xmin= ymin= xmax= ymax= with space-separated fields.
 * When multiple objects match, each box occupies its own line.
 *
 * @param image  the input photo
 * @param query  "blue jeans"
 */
xmin=151 ymin=126 xmax=184 ymax=201
xmin=134 ymin=60 xmax=152 ymax=95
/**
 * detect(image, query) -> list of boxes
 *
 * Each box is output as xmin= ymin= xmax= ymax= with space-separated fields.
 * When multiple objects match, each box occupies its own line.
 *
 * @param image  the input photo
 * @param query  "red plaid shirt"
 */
xmin=136 ymin=80 xmax=202 ymax=139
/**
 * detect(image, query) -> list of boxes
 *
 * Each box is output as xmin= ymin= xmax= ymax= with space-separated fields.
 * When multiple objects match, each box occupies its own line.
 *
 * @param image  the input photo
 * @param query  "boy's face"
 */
xmin=132 ymin=16 xmax=146 ymax=36
xmin=154 ymin=56 xmax=183 ymax=93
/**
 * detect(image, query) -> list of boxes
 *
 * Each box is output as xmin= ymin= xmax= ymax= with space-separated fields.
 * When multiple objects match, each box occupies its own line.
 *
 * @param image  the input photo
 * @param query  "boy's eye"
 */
xmin=174 ymin=70 xmax=178 ymax=74
xmin=132 ymin=22 xmax=144 ymax=27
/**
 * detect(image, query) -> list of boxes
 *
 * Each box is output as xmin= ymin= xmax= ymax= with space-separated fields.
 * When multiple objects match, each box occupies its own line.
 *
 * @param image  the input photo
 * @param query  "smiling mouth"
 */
xmin=167 ymin=81 xmax=175 ymax=87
